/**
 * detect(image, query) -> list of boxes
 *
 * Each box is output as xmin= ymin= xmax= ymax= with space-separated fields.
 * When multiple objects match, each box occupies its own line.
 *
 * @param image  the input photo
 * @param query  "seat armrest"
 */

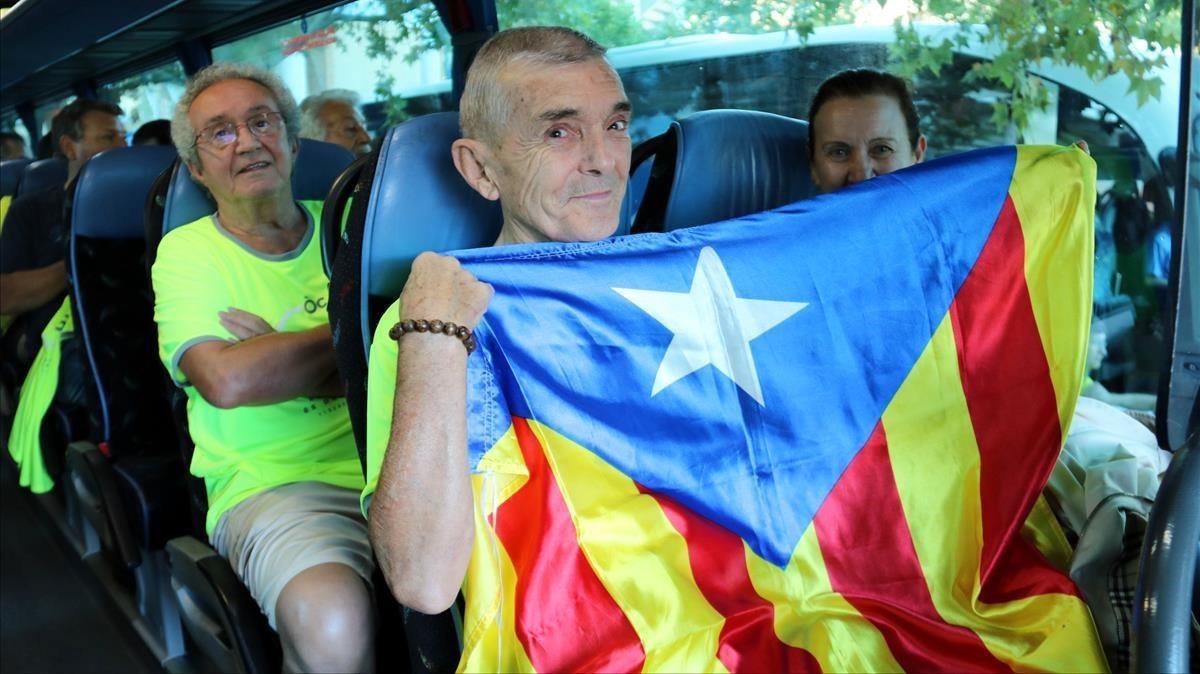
xmin=66 ymin=441 xmax=141 ymax=568
xmin=166 ymin=536 xmax=280 ymax=674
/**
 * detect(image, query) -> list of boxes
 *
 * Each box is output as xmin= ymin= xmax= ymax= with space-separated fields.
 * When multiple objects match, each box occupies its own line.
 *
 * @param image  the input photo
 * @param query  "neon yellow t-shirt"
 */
xmin=153 ymin=201 xmax=364 ymax=536
xmin=0 ymin=193 xmax=12 ymax=231
xmin=0 ymin=194 xmax=12 ymax=333
xmin=361 ymin=297 xmax=402 ymax=515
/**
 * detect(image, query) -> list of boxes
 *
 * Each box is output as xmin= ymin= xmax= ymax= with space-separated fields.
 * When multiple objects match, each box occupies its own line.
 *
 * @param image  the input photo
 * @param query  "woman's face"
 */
xmin=809 ymin=94 xmax=926 ymax=194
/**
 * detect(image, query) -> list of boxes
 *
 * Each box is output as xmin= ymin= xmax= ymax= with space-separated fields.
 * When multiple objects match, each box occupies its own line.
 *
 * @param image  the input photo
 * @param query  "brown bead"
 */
xmin=414 ymin=319 xmax=429 ymax=332
xmin=455 ymin=326 xmax=470 ymax=339
xmin=442 ymin=322 xmax=457 ymax=335
xmin=400 ymin=319 xmax=416 ymax=332
xmin=429 ymin=320 xmax=444 ymax=334
xmin=388 ymin=323 xmax=401 ymax=340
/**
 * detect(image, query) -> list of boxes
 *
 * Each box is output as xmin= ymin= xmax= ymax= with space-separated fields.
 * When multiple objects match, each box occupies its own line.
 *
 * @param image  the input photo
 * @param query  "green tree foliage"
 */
xmin=499 ymin=0 xmax=648 ymax=46
xmin=886 ymin=0 xmax=1181 ymax=132
xmin=343 ymin=0 xmax=1181 ymax=134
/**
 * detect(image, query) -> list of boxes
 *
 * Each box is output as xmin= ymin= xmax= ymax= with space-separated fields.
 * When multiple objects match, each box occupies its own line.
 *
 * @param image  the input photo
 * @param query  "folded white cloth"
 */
xmin=1049 ymin=396 xmax=1172 ymax=535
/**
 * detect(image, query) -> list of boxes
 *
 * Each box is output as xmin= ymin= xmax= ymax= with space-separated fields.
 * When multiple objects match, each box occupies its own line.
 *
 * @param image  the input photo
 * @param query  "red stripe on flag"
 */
xmin=950 ymin=196 xmax=1081 ymax=602
xmin=493 ymin=418 xmax=646 ymax=672
xmin=642 ymin=486 xmax=822 ymax=673
xmin=815 ymin=424 xmax=1010 ymax=672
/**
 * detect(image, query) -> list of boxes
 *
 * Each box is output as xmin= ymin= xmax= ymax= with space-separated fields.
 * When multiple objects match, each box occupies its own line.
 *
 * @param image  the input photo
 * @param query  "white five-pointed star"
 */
xmin=613 ymin=246 xmax=809 ymax=405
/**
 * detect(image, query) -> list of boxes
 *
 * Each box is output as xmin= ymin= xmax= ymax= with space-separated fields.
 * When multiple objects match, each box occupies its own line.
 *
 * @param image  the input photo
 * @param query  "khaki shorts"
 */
xmin=210 ymin=481 xmax=374 ymax=630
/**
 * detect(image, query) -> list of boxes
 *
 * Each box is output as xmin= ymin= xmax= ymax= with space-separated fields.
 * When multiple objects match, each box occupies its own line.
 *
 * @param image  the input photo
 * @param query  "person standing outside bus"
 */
xmin=154 ymin=63 xmax=373 ymax=672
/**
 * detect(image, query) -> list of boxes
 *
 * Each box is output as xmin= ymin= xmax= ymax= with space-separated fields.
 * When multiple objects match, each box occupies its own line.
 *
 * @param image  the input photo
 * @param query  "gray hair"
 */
xmin=299 ymin=89 xmax=361 ymax=141
xmin=171 ymin=62 xmax=301 ymax=166
xmin=460 ymin=26 xmax=609 ymax=145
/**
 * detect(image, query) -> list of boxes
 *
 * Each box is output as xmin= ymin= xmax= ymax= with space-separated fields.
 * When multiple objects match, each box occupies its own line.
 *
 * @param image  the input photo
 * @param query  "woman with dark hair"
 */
xmin=806 ymin=68 xmax=927 ymax=193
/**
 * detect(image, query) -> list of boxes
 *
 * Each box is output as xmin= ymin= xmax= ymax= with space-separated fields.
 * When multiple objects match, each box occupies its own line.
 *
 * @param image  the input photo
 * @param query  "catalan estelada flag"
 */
xmin=452 ymin=145 xmax=1106 ymax=672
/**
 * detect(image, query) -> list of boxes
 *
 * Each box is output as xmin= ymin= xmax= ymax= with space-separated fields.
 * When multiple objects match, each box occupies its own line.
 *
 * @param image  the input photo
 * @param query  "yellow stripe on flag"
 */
xmin=1010 ymin=145 xmax=1096 ymax=437
xmin=460 ymin=427 xmax=536 ymax=673
xmin=527 ymin=419 xmax=729 ymax=673
xmin=882 ymin=315 xmax=1106 ymax=671
xmin=747 ymin=528 xmax=902 ymax=672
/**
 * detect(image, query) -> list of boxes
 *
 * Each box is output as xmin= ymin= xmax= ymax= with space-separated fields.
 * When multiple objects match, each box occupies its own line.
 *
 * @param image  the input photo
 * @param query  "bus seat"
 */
xmin=0 ymin=158 xmax=32 ymax=241
xmin=151 ymin=138 xmax=353 ymax=674
xmin=17 ymin=157 xmax=67 ymax=196
xmin=631 ymin=109 xmax=814 ymax=233
xmin=327 ymin=111 xmax=496 ymax=674
xmin=321 ymin=154 xmax=371 ymax=278
xmin=64 ymin=145 xmax=193 ymax=664
xmin=1 ymin=158 xmax=32 ymax=196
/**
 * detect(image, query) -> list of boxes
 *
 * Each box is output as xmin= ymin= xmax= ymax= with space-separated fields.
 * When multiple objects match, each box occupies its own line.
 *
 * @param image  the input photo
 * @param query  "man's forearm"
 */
xmin=197 ymin=324 xmax=339 ymax=407
xmin=370 ymin=334 xmax=475 ymax=614
xmin=0 ymin=262 xmax=67 ymax=316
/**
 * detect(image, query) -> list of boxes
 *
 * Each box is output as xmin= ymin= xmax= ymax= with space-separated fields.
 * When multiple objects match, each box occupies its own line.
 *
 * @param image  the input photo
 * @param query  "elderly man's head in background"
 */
xmin=300 ymin=90 xmax=371 ymax=156
xmin=171 ymin=63 xmax=301 ymax=207
xmin=807 ymin=68 xmax=926 ymax=194
xmin=452 ymin=26 xmax=632 ymax=246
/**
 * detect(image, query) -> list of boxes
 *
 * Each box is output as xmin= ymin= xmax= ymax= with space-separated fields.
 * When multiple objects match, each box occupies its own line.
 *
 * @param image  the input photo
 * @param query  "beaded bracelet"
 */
xmin=388 ymin=319 xmax=476 ymax=354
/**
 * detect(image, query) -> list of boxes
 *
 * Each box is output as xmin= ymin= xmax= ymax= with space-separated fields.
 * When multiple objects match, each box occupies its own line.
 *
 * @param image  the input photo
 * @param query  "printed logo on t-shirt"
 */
xmin=300 ymin=397 xmax=347 ymax=416
xmin=274 ymin=296 xmax=328 ymax=331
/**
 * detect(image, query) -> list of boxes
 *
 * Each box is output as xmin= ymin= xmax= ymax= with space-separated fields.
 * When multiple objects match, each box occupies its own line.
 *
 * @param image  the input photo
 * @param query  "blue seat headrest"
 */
xmin=659 ymin=109 xmax=815 ymax=231
xmin=71 ymin=146 xmax=178 ymax=239
xmin=1 ymin=158 xmax=32 ymax=196
xmin=162 ymin=138 xmax=354 ymax=235
xmin=18 ymin=157 xmax=67 ymax=197
xmin=362 ymin=112 xmax=502 ymax=299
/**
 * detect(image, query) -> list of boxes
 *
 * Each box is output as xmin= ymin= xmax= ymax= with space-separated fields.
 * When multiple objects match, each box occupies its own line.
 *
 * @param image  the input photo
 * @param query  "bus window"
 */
xmin=0 ymin=110 xmax=31 ymax=155
xmin=33 ymin=93 xmax=71 ymax=137
xmin=210 ymin=0 xmax=451 ymax=137
xmin=98 ymin=60 xmax=186 ymax=142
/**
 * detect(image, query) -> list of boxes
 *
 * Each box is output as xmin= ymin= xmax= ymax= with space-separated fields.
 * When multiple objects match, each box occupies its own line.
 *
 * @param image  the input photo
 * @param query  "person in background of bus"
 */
xmin=299 ymin=89 xmax=372 ymax=156
xmin=0 ymin=131 xmax=28 ymax=160
xmin=807 ymin=68 xmax=926 ymax=193
xmin=132 ymin=119 xmax=172 ymax=146
xmin=34 ymin=132 xmax=55 ymax=160
xmin=1 ymin=99 xmax=125 ymax=373
xmin=365 ymin=25 xmax=632 ymax=614
xmin=155 ymin=63 xmax=373 ymax=673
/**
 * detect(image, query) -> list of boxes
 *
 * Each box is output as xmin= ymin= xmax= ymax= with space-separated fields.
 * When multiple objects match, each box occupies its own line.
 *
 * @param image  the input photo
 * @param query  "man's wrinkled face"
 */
xmin=187 ymin=78 xmax=296 ymax=204
xmin=319 ymin=101 xmax=371 ymax=156
xmin=487 ymin=58 xmax=632 ymax=244
xmin=810 ymin=94 xmax=925 ymax=194
xmin=64 ymin=111 xmax=127 ymax=165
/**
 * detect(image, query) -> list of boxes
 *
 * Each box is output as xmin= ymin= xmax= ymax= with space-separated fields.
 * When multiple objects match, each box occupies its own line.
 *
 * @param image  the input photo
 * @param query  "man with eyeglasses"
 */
xmin=1 ymin=99 xmax=126 ymax=382
xmin=153 ymin=63 xmax=373 ymax=672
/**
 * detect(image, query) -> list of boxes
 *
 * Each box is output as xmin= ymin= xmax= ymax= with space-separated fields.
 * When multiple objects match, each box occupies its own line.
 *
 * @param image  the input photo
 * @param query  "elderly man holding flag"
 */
xmin=365 ymin=25 xmax=1108 ymax=673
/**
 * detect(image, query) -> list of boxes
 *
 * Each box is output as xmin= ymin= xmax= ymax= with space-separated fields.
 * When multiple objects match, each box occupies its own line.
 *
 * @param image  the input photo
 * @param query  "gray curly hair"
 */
xmin=171 ymin=62 xmax=300 ymax=166
xmin=298 ymin=89 xmax=360 ymax=141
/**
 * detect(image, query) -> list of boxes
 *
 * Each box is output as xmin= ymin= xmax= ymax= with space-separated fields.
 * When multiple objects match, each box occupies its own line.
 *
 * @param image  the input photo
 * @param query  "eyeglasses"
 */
xmin=193 ymin=110 xmax=283 ymax=149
